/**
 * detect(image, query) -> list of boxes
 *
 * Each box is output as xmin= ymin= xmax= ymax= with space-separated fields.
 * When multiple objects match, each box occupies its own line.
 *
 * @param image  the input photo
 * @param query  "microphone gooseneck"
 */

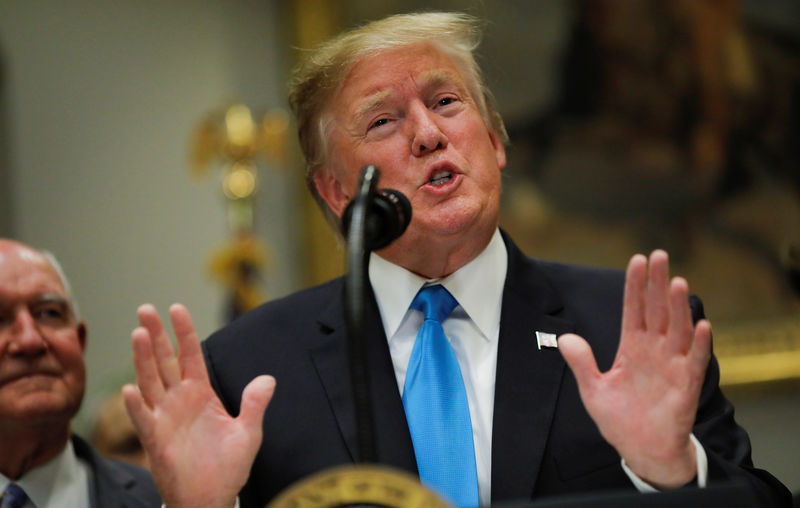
xmin=343 ymin=165 xmax=411 ymax=464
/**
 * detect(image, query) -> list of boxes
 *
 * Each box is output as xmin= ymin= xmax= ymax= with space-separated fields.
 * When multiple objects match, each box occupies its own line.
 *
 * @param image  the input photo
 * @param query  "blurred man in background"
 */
xmin=92 ymin=391 xmax=149 ymax=470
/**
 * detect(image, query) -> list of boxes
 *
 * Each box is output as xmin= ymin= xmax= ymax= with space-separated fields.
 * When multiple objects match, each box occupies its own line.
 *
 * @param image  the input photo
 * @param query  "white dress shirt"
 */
xmin=370 ymin=228 xmax=506 ymax=506
xmin=0 ymin=439 xmax=91 ymax=508
xmin=369 ymin=228 xmax=707 ymax=505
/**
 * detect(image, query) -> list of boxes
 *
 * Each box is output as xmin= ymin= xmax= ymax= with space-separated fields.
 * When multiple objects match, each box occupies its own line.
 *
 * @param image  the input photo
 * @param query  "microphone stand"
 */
xmin=344 ymin=164 xmax=380 ymax=463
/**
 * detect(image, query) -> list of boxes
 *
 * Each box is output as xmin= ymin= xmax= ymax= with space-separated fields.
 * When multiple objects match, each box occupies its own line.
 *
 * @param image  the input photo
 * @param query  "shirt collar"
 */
xmin=369 ymin=228 xmax=507 ymax=341
xmin=0 ymin=438 xmax=86 ymax=508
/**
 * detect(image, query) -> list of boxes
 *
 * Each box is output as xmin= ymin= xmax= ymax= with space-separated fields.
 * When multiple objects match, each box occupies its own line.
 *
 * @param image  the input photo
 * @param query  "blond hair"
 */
xmin=288 ymin=11 xmax=508 ymax=229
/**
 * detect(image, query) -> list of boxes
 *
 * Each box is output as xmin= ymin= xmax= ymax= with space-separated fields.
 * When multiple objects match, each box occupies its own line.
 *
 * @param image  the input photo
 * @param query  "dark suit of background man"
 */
xmin=122 ymin=12 xmax=791 ymax=508
xmin=0 ymin=239 xmax=160 ymax=507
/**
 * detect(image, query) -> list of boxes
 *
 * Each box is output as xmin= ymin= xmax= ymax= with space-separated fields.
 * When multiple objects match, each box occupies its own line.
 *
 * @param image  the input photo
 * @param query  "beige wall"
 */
xmin=0 ymin=0 xmax=299 ymax=430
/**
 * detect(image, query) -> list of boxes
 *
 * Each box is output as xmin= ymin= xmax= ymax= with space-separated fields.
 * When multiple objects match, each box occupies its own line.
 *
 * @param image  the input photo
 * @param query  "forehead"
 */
xmin=333 ymin=43 xmax=469 ymax=114
xmin=0 ymin=246 xmax=66 ymax=301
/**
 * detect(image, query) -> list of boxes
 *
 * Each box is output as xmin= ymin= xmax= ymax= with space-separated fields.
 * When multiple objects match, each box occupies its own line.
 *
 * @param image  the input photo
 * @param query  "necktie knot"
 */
xmin=411 ymin=285 xmax=458 ymax=323
xmin=1 ymin=484 xmax=28 ymax=508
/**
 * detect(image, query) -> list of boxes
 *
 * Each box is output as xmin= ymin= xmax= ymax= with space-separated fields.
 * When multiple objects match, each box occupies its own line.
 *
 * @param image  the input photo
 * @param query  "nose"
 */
xmin=7 ymin=308 xmax=48 ymax=357
xmin=409 ymin=103 xmax=448 ymax=157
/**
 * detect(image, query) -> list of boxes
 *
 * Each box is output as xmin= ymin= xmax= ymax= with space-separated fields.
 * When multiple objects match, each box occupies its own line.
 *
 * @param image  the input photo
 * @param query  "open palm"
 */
xmin=559 ymin=251 xmax=712 ymax=488
xmin=123 ymin=303 xmax=275 ymax=508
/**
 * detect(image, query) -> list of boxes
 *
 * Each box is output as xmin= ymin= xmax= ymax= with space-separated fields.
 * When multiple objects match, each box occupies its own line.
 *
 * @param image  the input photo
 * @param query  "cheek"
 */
xmin=55 ymin=356 xmax=86 ymax=410
xmin=352 ymin=137 xmax=409 ymax=172
xmin=51 ymin=335 xmax=86 ymax=387
xmin=64 ymin=356 xmax=86 ymax=388
xmin=63 ymin=351 xmax=86 ymax=388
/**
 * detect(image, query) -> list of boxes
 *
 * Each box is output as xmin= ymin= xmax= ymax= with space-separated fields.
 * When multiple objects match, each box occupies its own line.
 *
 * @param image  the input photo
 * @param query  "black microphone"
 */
xmin=342 ymin=165 xmax=411 ymax=464
xmin=341 ymin=178 xmax=412 ymax=251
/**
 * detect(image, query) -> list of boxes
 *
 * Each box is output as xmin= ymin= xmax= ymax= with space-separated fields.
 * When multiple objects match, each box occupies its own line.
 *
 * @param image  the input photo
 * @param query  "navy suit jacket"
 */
xmin=72 ymin=435 xmax=160 ymax=508
xmin=202 ymin=233 xmax=790 ymax=507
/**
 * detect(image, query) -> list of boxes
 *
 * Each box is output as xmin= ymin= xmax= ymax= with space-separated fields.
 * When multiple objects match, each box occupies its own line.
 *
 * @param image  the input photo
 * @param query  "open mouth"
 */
xmin=429 ymin=170 xmax=453 ymax=186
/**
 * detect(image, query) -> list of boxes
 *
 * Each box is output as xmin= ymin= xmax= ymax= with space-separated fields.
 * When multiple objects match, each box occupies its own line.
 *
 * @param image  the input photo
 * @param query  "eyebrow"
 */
xmin=352 ymin=69 xmax=468 ymax=124
xmin=354 ymin=90 xmax=392 ymax=123
xmin=418 ymin=69 xmax=466 ymax=95
xmin=0 ymin=293 xmax=74 ymax=319
xmin=32 ymin=294 xmax=74 ymax=315
xmin=32 ymin=294 xmax=69 ymax=305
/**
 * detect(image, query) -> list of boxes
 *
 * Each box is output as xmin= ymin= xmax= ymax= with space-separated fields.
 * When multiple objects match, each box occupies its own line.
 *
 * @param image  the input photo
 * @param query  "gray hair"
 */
xmin=40 ymin=249 xmax=81 ymax=321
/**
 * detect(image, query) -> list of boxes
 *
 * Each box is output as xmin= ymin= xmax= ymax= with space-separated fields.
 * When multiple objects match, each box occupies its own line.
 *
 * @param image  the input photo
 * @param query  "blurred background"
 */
xmin=1 ymin=0 xmax=798 ymax=493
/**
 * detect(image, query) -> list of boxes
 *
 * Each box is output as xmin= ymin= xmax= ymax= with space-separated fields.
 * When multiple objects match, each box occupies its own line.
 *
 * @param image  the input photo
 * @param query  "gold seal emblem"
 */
xmin=267 ymin=464 xmax=453 ymax=508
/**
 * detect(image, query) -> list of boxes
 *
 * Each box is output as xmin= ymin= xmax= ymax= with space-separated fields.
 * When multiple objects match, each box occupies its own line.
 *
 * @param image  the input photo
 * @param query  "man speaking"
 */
xmin=123 ymin=12 xmax=790 ymax=508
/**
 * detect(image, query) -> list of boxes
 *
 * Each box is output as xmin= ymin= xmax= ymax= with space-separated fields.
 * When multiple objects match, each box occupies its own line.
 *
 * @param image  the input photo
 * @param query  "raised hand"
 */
xmin=558 ymin=250 xmax=712 ymax=488
xmin=122 ymin=303 xmax=275 ymax=508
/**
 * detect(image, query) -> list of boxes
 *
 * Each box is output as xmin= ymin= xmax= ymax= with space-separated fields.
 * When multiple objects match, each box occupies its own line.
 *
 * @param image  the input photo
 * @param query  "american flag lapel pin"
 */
xmin=535 ymin=331 xmax=558 ymax=350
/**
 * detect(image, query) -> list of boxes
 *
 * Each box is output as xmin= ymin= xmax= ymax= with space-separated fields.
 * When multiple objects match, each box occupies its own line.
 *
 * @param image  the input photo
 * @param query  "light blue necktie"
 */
xmin=1 ymin=484 xmax=28 ymax=508
xmin=402 ymin=284 xmax=479 ymax=508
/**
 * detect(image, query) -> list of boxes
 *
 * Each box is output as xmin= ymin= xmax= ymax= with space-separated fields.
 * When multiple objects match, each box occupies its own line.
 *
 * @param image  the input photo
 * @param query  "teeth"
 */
xmin=429 ymin=171 xmax=452 ymax=186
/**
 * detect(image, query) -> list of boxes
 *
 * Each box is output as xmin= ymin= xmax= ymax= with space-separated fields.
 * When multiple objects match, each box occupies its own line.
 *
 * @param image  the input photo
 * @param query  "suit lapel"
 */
xmin=491 ymin=235 xmax=574 ymax=502
xmin=71 ymin=435 xmax=156 ymax=508
xmin=310 ymin=280 xmax=417 ymax=473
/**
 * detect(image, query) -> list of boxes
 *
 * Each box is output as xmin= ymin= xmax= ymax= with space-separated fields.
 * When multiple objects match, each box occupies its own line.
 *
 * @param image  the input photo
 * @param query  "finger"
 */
xmin=131 ymin=326 xmax=166 ymax=405
xmin=238 ymin=375 xmax=276 ymax=434
xmin=687 ymin=319 xmax=712 ymax=380
xmin=558 ymin=334 xmax=600 ymax=398
xmin=169 ymin=303 xmax=210 ymax=383
xmin=122 ymin=383 xmax=156 ymax=441
xmin=645 ymin=250 xmax=670 ymax=335
xmin=138 ymin=304 xmax=182 ymax=388
xmin=666 ymin=277 xmax=693 ymax=355
xmin=621 ymin=254 xmax=647 ymax=341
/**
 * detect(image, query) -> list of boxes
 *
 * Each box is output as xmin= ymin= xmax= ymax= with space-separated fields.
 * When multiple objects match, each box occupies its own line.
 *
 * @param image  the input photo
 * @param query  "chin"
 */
xmin=21 ymin=405 xmax=81 ymax=426
xmin=418 ymin=207 xmax=492 ymax=238
xmin=11 ymin=391 xmax=83 ymax=421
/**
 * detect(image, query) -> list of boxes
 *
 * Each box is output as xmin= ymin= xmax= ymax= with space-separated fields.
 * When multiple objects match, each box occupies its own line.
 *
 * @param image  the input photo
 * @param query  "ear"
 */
xmin=489 ymin=130 xmax=507 ymax=172
xmin=76 ymin=322 xmax=87 ymax=352
xmin=312 ymin=167 xmax=352 ymax=218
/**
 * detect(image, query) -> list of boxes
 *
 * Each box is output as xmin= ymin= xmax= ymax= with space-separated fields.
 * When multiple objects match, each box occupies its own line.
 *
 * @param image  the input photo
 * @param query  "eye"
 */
xmin=32 ymin=304 xmax=70 ymax=325
xmin=39 ymin=308 xmax=63 ymax=318
xmin=369 ymin=118 xmax=389 ymax=130
xmin=432 ymin=95 xmax=461 ymax=113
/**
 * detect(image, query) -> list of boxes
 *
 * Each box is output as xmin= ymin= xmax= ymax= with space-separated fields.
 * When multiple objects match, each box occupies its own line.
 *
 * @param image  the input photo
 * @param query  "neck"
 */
xmin=379 ymin=226 xmax=496 ymax=279
xmin=0 ymin=422 xmax=70 ymax=480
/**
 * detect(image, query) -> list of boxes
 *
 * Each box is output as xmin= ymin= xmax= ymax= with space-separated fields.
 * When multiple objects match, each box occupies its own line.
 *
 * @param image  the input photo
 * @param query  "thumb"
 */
xmin=238 ymin=375 xmax=276 ymax=432
xmin=558 ymin=333 xmax=600 ymax=394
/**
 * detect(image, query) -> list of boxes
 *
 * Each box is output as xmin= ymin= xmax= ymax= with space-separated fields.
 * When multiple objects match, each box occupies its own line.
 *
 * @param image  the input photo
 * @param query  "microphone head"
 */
xmin=370 ymin=189 xmax=411 ymax=250
xmin=342 ymin=188 xmax=412 ymax=251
